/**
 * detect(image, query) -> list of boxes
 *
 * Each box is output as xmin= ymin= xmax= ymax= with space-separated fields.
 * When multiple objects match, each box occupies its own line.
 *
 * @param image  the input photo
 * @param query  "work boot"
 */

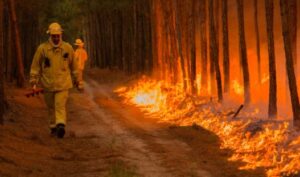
xmin=50 ymin=127 xmax=57 ymax=136
xmin=56 ymin=124 xmax=65 ymax=138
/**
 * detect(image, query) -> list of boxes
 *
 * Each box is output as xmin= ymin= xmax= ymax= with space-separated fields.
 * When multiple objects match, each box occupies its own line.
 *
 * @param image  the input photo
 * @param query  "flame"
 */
xmin=115 ymin=76 xmax=300 ymax=177
xmin=115 ymin=77 xmax=168 ymax=113
xmin=131 ymin=82 xmax=166 ymax=113
xmin=232 ymin=80 xmax=244 ymax=95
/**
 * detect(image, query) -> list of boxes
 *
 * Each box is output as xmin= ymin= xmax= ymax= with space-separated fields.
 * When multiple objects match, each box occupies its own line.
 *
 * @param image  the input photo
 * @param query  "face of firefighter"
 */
xmin=51 ymin=34 xmax=61 ymax=45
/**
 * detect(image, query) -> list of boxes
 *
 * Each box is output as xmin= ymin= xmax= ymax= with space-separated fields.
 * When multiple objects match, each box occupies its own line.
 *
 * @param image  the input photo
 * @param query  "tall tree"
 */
xmin=209 ymin=0 xmax=222 ymax=102
xmin=0 ymin=0 xmax=4 ymax=125
xmin=143 ymin=0 xmax=153 ymax=75
xmin=254 ymin=0 xmax=261 ymax=84
xmin=200 ymin=0 xmax=208 ymax=94
xmin=190 ymin=0 xmax=197 ymax=94
xmin=162 ymin=0 xmax=176 ymax=84
xmin=236 ymin=0 xmax=250 ymax=105
xmin=280 ymin=0 xmax=300 ymax=123
xmin=170 ymin=1 xmax=179 ymax=84
xmin=209 ymin=1 xmax=215 ymax=95
xmin=222 ymin=0 xmax=230 ymax=93
xmin=265 ymin=0 xmax=277 ymax=119
xmin=184 ymin=1 xmax=192 ymax=92
xmin=4 ymin=1 xmax=13 ymax=82
xmin=287 ymin=0 xmax=297 ymax=66
xmin=8 ymin=0 xmax=25 ymax=87
xmin=132 ymin=1 xmax=138 ymax=74
xmin=175 ymin=0 xmax=187 ymax=90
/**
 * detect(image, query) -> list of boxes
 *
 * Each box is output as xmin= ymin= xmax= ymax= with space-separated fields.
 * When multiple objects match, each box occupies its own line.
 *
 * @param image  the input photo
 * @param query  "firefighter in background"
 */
xmin=74 ymin=38 xmax=88 ymax=88
xmin=30 ymin=22 xmax=82 ymax=138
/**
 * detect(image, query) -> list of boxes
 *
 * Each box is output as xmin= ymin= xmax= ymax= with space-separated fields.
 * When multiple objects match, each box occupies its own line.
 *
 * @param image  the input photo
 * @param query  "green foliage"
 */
xmin=15 ymin=0 xmax=135 ymax=44
xmin=24 ymin=0 xmax=134 ymax=43
xmin=41 ymin=0 xmax=84 ymax=42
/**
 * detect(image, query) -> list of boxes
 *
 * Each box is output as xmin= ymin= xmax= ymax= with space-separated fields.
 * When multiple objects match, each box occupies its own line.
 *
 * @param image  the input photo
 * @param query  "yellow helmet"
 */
xmin=74 ymin=39 xmax=84 ymax=46
xmin=46 ymin=22 xmax=63 ymax=35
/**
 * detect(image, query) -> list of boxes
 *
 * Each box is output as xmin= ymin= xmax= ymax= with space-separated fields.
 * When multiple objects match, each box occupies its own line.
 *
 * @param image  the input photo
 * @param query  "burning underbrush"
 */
xmin=115 ymin=76 xmax=300 ymax=177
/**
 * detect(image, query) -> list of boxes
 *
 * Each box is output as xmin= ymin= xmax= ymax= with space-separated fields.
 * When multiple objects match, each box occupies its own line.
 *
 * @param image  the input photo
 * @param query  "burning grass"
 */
xmin=115 ymin=76 xmax=300 ymax=177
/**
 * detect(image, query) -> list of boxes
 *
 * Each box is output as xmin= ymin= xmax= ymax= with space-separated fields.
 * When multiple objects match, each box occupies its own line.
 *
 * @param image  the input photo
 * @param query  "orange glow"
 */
xmin=261 ymin=73 xmax=270 ymax=84
xmin=196 ymin=74 xmax=202 ymax=95
xmin=232 ymin=80 xmax=244 ymax=95
xmin=115 ymin=77 xmax=300 ymax=177
xmin=115 ymin=77 xmax=168 ymax=113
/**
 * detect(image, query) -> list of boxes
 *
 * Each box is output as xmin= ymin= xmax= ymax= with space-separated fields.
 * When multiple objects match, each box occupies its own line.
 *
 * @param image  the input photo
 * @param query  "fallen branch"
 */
xmin=232 ymin=104 xmax=244 ymax=119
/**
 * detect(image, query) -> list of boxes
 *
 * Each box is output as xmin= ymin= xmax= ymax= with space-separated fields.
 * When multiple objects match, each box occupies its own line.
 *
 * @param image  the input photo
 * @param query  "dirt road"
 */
xmin=0 ymin=70 xmax=265 ymax=177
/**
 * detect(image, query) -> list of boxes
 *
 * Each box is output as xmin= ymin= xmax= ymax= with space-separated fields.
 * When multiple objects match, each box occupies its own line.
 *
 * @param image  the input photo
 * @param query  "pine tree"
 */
xmin=265 ymin=0 xmax=277 ymax=119
xmin=280 ymin=0 xmax=300 ymax=124
xmin=200 ymin=0 xmax=208 ymax=94
xmin=222 ymin=0 xmax=230 ymax=93
xmin=254 ymin=0 xmax=261 ymax=84
xmin=0 ymin=0 xmax=4 ymax=124
xmin=236 ymin=0 xmax=250 ymax=105
xmin=209 ymin=0 xmax=223 ymax=102
xmin=8 ymin=0 xmax=25 ymax=87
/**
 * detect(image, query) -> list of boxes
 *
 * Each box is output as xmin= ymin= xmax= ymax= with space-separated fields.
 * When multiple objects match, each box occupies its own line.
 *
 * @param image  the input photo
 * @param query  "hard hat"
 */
xmin=74 ymin=39 xmax=84 ymax=46
xmin=46 ymin=22 xmax=63 ymax=35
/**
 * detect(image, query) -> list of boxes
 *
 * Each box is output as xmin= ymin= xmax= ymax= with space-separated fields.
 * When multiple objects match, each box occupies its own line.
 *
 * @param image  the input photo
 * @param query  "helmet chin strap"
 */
xmin=49 ymin=36 xmax=62 ymax=48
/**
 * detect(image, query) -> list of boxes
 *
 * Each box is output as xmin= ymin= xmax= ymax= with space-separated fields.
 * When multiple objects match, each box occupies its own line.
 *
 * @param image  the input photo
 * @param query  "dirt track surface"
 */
xmin=0 ymin=70 xmax=265 ymax=177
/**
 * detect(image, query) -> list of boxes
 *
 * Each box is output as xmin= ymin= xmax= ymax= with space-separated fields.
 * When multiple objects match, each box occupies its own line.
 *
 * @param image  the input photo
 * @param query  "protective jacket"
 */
xmin=74 ymin=48 xmax=88 ymax=70
xmin=30 ymin=41 xmax=79 ymax=91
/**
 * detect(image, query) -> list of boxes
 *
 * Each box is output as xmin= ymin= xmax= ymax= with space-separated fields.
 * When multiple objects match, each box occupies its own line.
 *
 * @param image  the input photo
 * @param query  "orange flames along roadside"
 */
xmin=115 ymin=77 xmax=300 ymax=177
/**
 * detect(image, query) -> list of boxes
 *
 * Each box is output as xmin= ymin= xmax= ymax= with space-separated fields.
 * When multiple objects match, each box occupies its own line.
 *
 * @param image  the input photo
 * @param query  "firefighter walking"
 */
xmin=30 ymin=22 xmax=81 ymax=138
xmin=74 ymin=38 xmax=88 ymax=88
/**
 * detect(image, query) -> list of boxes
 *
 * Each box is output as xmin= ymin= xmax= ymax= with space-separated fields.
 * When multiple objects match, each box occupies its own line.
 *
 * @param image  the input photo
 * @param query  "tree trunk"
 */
xmin=184 ymin=1 xmax=192 ymax=91
xmin=85 ymin=13 xmax=92 ymax=67
xmin=4 ymin=3 xmax=13 ymax=82
xmin=265 ymin=0 xmax=277 ymax=119
xmin=175 ymin=0 xmax=187 ymax=90
xmin=132 ymin=1 xmax=138 ymax=74
xmin=122 ymin=8 xmax=130 ymax=73
xmin=209 ymin=2 xmax=215 ymax=95
xmin=215 ymin=0 xmax=220 ymax=69
xmin=200 ymin=0 xmax=208 ymax=94
xmin=161 ymin=0 xmax=172 ymax=83
xmin=190 ymin=0 xmax=197 ymax=94
xmin=95 ymin=13 xmax=101 ymax=67
xmin=164 ymin=0 xmax=179 ymax=84
xmin=280 ymin=0 xmax=300 ymax=123
xmin=8 ymin=0 xmax=25 ymax=87
xmin=222 ymin=0 xmax=230 ymax=93
xmin=109 ymin=14 xmax=114 ymax=69
xmin=236 ymin=0 xmax=250 ymax=105
xmin=151 ymin=0 xmax=159 ymax=78
xmin=0 ymin=0 xmax=4 ymax=125
xmin=209 ymin=0 xmax=223 ymax=102
xmin=144 ymin=1 xmax=152 ymax=74
xmin=254 ymin=0 xmax=262 ymax=84
xmin=287 ymin=0 xmax=297 ymax=66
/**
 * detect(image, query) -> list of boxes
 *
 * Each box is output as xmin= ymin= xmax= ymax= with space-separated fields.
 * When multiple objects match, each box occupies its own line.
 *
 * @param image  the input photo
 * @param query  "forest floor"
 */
xmin=0 ymin=69 xmax=265 ymax=177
